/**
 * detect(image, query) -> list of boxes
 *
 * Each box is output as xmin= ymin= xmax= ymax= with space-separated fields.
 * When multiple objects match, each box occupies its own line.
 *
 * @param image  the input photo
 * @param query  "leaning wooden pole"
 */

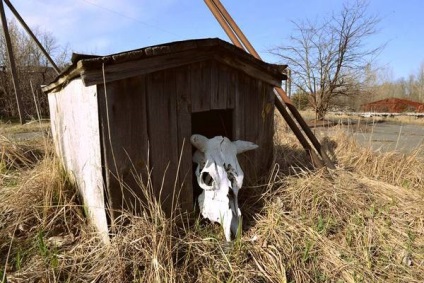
xmin=0 ymin=0 xmax=24 ymax=124
xmin=206 ymin=0 xmax=335 ymax=169
xmin=4 ymin=0 xmax=60 ymax=75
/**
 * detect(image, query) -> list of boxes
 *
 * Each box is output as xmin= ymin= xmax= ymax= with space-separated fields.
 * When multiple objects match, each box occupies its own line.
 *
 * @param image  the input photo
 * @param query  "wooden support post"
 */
xmin=275 ymin=98 xmax=325 ymax=168
xmin=206 ymin=0 xmax=336 ymax=169
xmin=4 ymin=0 xmax=60 ymax=75
xmin=0 ymin=0 xmax=24 ymax=124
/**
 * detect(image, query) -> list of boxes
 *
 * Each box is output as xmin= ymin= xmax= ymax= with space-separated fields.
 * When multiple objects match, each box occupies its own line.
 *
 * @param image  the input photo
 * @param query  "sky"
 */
xmin=4 ymin=0 xmax=424 ymax=81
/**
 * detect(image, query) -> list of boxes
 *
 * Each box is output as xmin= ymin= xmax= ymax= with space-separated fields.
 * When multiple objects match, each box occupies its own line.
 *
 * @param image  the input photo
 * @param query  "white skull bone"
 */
xmin=191 ymin=134 xmax=258 ymax=241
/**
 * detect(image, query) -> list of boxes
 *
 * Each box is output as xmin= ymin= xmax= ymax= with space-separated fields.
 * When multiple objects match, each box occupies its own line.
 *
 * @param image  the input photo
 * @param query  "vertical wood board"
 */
xmin=97 ymin=75 xmax=149 ymax=218
xmin=190 ymin=61 xmax=216 ymax=113
xmin=175 ymin=65 xmax=194 ymax=212
xmin=146 ymin=69 xmax=179 ymax=216
xmin=48 ymin=79 xmax=109 ymax=243
xmin=217 ymin=63 xmax=236 ymax=110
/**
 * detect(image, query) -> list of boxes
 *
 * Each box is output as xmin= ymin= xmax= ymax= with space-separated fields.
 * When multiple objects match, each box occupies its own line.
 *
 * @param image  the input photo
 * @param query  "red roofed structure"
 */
xmin=361 ymin=98 xmax=424 ymax=113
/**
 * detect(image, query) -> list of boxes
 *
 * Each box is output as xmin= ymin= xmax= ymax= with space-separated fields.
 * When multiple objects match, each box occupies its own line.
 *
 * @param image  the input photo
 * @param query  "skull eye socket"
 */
xmin=201 ymin=171 xmax=213 ymax=187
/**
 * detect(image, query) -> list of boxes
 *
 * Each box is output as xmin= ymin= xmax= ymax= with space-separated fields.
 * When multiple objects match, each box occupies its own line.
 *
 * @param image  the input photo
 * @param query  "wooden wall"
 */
xmin=48 ymin=80 xmax=109 ymax=243
xmin=97 ymin=59 xmax=275 ymax=218
xmin=233 ymin=70 xmax=275 ymax=182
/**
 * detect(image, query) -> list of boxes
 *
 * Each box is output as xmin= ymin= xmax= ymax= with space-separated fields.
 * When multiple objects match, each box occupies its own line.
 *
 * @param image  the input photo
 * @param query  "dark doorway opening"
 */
xmin=191 ymin=109 xmax=233 ymax=139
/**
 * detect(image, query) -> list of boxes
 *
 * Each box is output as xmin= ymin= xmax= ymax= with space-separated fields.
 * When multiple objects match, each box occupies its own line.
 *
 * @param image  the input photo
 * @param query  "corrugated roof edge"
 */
xmin=42 ymin=38 xmax=287 ymax=93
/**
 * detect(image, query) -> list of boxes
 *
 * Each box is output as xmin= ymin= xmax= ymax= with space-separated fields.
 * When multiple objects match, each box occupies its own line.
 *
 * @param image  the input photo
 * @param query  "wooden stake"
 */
xmin=0 ymin=0 xmax=24 ymax=124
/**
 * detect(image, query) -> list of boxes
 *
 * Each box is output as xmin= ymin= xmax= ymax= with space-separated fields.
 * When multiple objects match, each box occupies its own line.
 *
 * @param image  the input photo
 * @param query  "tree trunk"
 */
xmin=315 ymin=105 xmax=326 ymax=120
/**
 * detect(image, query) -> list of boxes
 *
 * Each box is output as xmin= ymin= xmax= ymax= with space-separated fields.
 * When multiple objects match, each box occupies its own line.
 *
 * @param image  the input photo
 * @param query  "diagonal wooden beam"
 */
xmin=4 ymin=0 xmax=60 ymax=74
xmin=205 ymin=0 xmax=335 ymax=169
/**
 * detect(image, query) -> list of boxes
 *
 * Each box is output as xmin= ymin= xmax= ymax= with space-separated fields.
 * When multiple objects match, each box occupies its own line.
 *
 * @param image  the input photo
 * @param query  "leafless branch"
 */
xmin=270 ymin=0 xmax=384 ymax=119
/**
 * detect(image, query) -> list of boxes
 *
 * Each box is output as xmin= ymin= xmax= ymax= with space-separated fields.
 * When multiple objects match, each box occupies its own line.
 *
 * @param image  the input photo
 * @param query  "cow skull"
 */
xmin=191 ymin=134 xmax=258 ymax=241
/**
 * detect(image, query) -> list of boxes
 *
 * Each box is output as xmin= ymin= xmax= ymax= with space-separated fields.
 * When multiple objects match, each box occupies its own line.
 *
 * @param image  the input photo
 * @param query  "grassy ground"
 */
xmin=1 ymin=117 xmax=423 ymax=282
xmin=0 ymin=119 xmax=50 ymax=135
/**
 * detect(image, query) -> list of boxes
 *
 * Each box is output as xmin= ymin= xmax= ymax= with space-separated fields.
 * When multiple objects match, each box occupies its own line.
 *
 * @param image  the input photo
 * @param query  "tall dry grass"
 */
xmin=1 ymin=117 xmax=424 ymax=282
xmin=331 ymin=129 xmax=424 ymax=190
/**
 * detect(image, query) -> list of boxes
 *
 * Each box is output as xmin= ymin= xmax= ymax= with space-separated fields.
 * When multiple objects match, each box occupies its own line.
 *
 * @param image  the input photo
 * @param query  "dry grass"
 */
xmin=1 ymin=118 xmax=424 ymax=282
xmin=0 ymin=135 xmax=44 ymax=172
xmin=331 ymin=129 xmax=424 ymax=189
xmin=0 ymin=120 xmax=50 ymax=135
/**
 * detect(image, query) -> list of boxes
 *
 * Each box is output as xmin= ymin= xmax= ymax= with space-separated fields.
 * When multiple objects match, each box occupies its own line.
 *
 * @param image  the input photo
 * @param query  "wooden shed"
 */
xmin=42 ymin=38 xmax=286 ymax=241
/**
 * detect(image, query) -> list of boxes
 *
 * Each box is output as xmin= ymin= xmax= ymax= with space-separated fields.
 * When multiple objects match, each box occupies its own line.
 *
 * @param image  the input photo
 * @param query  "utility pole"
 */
xmin=4 ymin=0 xmax=60 ymax=74
xmin=0 ymin=0 xmax=24 ymax=123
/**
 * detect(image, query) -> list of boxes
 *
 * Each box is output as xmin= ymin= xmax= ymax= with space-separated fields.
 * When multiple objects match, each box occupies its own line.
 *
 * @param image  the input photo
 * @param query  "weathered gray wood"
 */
xmin=244 ymin=77 xmax=260 ymax=142
xmin=44 ymin=38 xmax=286 ymax=95
xmin=191 ymin=62 xmax=212 ymax=113
xmin=210 ymin=61 xmax=224 ymax=110
xmin=233 ymin=71 xmax=248 ymax=140
xmin=41 ymin=65 xmax=83 ymax=93
xmin=233 ymin=73 xmax=251 ymax=179
xmin=97 ymin=75 xmax=149 ymax=218
xmin=175 ymin=66 xmax=193 ymax=212
xmin=216 ymin=63 xmax=236 ymax=110
xmin=48 ymin=80 xmax=109 ymax=243
xmin=81 ymin=51 xmax=217 ymax=87
xmin=246 ymin=79 xmax=275 ymax=180
xmin=226 ymin=67 xmax=237 ymax=109
xmin=147 ymin=70 xmax=179 ymax=216
xmin=82 ymin=52 xmax=283 ymax=90
xmin=214 ymin=54 xmax=282 ymax=88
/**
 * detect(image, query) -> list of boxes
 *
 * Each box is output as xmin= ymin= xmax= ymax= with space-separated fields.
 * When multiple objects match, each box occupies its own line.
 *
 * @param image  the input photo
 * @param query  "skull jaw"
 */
xmin=198 ymin=190 xmax=241 ymax=242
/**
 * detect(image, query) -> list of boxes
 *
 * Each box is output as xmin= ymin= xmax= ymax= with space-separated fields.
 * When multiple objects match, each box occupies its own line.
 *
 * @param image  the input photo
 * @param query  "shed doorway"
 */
xmin=191 ymin=109 xmax=233 ymax=204
xmin=191 ymin=109 xmax=233 ymax=139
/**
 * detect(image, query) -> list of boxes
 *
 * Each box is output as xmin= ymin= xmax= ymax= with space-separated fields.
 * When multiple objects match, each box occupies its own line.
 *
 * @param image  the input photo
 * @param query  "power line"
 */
xmin=78 ymin=0 xmax=180 ymax=38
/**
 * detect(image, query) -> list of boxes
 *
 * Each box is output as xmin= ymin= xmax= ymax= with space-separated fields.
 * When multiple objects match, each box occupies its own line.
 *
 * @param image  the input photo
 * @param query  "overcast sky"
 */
xmin=4 ymin=0 xmax=424 ymax=80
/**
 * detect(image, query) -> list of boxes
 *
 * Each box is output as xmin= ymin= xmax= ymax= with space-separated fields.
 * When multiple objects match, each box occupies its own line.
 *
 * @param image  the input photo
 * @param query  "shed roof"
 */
xmin=42 ymin=38 xmax=286 ymax=93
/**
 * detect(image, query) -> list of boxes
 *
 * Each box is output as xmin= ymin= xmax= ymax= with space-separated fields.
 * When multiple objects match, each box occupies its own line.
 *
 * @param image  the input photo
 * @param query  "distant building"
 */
xmin=361 ymin=98 xmax=424 ymax=113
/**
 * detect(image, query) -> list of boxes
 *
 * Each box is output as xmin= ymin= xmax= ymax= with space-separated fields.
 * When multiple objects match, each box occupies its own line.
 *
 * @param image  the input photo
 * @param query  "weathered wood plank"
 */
xmin=216 ymin=63 xmax=235 ymax=110
xmin=43 ymin=38 xmax=286 ymax=95
xmin=234 ymin=74 xmax=254 ymax=180
xmin=259 ymin=83 xmax=275 ymax=173
xmin=214 ymin=54 xmax=283 ymax=88
xmin=97 ymin=75 xmax=150 ymax=219
xmin=233 ymin=71 xmax=247 ymax=140
xmin=49 ymin=80 xmax=109 ymax=243
xmin=81 ymin=50 xmax=217 ymax=87
xmin=210 ymin=61 xmax=225 ymax=110
xmin=83 ymin=51 xmax=283 ymax=89
xmin=244 ymin=77 xmax=260 ymax=143
xmin=245 ymin=79 xmax=275 ymax=180
xmin=147 ymin=70 xmax=179 ymax=216
xmin=191 ymin=62 xmax=212 ymax=113
xmin=227 ymin=70 xmax=237 ymax=109
xmin=175 ymin=65 xmax=193 ymax=212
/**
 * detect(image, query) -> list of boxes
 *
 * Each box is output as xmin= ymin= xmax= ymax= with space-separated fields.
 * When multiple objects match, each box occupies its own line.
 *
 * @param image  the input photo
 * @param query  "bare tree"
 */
xmin=0 ymin=19 xmax=69 ymax=119
xmin=271 ymin=0 xmax=383 ymax=119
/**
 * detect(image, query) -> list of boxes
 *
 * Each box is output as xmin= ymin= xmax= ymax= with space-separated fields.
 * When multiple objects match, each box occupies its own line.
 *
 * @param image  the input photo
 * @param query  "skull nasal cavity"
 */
xmin=201 ymin=172 xmax=213 ymax=187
